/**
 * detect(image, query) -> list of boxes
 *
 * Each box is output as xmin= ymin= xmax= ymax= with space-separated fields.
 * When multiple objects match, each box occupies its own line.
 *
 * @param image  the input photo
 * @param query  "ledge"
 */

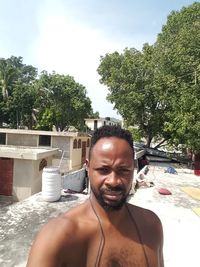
xmin=0 ymin=145 xmax=59 ymax=160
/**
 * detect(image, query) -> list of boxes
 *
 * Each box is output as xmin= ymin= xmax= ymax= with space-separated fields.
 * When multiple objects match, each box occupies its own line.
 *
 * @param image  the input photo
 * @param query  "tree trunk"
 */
xmin=146 ymin=135 xmax=152 ymax=148
xmin=153 ymin=139 xmax=167 ymax=149
xmin=1 ymin=80 xmax=8 ymax=99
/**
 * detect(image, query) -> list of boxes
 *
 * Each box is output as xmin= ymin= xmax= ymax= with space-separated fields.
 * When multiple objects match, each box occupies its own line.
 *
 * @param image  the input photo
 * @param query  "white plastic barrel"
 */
xmin=42 ymin=166 xmax=61 ymax=202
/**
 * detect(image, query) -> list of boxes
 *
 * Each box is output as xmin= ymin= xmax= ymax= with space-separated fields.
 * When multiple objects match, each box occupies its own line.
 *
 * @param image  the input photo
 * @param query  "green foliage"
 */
xmin=0 ymin=56 xmax=37 ymax=99
xmin=155 ymin=2 xmax=200 ymax=151
xmin=0 ymin=57 xmax=95 ymax=131
xmin=35 ymin=108 xmax=54 ymax=130
xmin=7 ymin=82 xmax=37 ymax=128
xmin=127 ymin=127 xmax=143 ymax=143
xmin=98 ymin=2 xmax=200 ymax=150
xmin=0 ymin=56 xmax=37 ymax=128
xmin=98 ymin=45 xmax=167 ymax=147
xmin=34 ymin=71 xmax=93 ymax=131
xmin=88 ymin=111 xmax=100 ymax=118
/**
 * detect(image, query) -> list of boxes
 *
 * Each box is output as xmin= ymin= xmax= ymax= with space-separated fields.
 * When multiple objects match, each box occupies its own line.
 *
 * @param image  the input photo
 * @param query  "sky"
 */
xmin=0 ymin=0 xmax=197 ymax=119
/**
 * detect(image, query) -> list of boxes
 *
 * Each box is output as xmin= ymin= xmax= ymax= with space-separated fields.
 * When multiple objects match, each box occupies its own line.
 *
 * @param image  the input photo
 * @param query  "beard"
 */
xmin=91 ymin=184 xmax=130 ymax=211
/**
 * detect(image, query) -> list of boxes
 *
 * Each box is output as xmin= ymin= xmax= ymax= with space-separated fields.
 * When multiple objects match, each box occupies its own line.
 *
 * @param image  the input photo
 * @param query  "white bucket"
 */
xmin=42 ymin=166 xmax=61 ymax=202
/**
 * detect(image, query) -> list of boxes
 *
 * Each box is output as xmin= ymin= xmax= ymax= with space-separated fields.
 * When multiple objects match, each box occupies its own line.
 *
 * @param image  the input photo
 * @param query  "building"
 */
xmin=84 ymin=117 xmax=121 ymax=131
xmin=0 ymin=128 xmax=90 ymax=201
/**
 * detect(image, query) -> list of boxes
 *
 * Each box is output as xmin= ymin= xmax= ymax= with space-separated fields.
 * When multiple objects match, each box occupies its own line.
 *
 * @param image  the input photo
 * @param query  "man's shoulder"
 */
xmin=127 ymin=203 xmax=163 ymax=247
xmin=37 ymin=200 xmax=93 ymax=246
xmin=27 ymin=200 xmax=94 ymax=266
xmin=60 ymin=201 xmax=93 ymax=231
xmin=127 ymin=203 xmax=162 ymax=229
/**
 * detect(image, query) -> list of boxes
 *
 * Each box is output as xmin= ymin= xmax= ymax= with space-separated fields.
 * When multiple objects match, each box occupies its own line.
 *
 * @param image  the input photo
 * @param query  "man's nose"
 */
xmin=104 ymin=172 xmax=121 ymax=187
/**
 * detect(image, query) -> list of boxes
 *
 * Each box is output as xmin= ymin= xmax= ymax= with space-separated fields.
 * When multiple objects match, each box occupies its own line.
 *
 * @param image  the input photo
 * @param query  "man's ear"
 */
xmin=85 ymin=159 xmax=89 ymax=170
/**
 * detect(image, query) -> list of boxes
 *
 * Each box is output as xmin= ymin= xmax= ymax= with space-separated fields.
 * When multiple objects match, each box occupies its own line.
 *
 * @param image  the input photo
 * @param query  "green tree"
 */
xmin=88 ymin=111 xmax=100 ymax=118
xmin=0 ymin=58 xmax=17 ymax=99
xmin=34 ymin=71 xmax=93 ymax=131
xmin=0 ymin=56 xmax=37 ymax=99
xmin=7 ymin=82 xmax=37 ymax=128
xmin=97 ymin=45 xmax=167 ymax=147
xmin=98 ymin=2 xmax=200 ymax=149
xmin=155 ymin=2 xmax=200 ymax=151
xmin=0 ymin=56 xmax=38 ymax=128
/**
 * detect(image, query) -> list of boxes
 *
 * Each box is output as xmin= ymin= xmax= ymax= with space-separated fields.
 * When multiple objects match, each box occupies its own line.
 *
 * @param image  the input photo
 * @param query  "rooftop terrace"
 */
xmin=0 ymin=162 xmax=200 ymax=267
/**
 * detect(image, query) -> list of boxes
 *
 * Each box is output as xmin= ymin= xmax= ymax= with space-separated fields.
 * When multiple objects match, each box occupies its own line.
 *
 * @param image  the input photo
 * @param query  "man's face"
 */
xmin=87 ymin=137 xmax=134 ymax=211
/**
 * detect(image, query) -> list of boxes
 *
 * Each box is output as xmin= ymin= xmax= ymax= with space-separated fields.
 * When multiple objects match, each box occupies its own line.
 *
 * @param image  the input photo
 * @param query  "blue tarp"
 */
xmin=164 ymin=166 xmax=177 ymax=174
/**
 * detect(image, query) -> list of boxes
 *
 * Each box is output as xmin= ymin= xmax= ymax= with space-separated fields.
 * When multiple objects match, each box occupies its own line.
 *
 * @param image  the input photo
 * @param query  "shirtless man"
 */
xmin=26 ymin=125 xmax=164 ymax=267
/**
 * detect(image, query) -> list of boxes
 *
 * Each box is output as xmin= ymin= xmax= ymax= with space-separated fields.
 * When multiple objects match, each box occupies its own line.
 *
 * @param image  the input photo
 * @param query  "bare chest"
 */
xmin=86 ymin=224 xmax=152 ymax=267
xmin=99 ymin=238 xmax=149 ymax=267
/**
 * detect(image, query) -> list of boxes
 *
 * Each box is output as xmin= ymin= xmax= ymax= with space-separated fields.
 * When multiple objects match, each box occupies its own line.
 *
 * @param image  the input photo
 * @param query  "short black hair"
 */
xmin=89 ymin=125 xmax=134 ymax=158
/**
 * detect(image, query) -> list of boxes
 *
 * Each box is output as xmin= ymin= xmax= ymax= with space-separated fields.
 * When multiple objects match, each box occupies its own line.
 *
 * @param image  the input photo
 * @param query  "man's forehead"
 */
xmin=96 ymin=136 xmax=123 ymax=143
xmin=101 ymin=142 xmax=113 ymax=150
xmin=92 ymin=137 xmax=131 ymax=152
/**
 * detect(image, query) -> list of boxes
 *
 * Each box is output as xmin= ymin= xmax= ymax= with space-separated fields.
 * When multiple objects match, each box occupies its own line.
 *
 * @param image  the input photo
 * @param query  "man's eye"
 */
xmin=97 ymin=168 xmax=110 ymax=174
xmin=118 ymin=169 xmax=130 ymax=175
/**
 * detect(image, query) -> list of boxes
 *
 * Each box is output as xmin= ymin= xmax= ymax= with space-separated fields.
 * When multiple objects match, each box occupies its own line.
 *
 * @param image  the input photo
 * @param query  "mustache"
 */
xmin=101 ymin=185 xmax=124 ymax=193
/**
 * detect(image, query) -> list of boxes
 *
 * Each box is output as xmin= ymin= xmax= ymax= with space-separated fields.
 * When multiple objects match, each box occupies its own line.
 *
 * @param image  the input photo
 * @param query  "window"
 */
xmin=87 ymin=138 xmax=90 ymax=147
xmin=78 ymin=139 xmax=81 ymax=148
xmin=94 ymin=120 xmax=98 ymax=130
xmin=0 ymin=133 xmax=6 ymax=145
xmin=39 ymin=135 xmax=51 ymax=146
xmin=39 ymin=159 xmax=47 ymax=171
xmin=73 ymin=139 xmax=77 ymax=148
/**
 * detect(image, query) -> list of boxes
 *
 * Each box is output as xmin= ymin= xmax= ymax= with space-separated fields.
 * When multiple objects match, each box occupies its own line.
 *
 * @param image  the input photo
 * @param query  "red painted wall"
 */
xmin=0 ymin=158 xmax=13 ymax=196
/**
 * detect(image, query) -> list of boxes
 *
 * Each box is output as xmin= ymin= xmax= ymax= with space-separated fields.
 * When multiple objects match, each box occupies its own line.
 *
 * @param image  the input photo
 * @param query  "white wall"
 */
xmin=71 ymin=137 xmax=90 ymax=171
xmin=7 ymin=133 xmax=38 ymax=146
xmin=51 ymin=136 xmax=70 ymax=157
xmin=13 ymin=159 xmax=33 ymax=201
xmin=85 ymin=120 xmax=95 ymax=130
xmin=72 ymin=148 xmax=82 ymax=170
xmin=12 ymin=156 xmax=53 ymax=201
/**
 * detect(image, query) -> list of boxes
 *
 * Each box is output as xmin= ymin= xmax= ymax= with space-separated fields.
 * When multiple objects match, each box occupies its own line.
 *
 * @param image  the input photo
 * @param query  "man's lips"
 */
xmin=102 ymin=190 xmax=123 ymax=200
xmin=104 ymin=190 xmax=122 ymax=195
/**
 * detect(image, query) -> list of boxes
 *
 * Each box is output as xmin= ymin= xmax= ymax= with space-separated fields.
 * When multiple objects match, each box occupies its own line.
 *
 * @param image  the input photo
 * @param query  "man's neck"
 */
xmin=89 ymin=194 xmax=127 ymax=226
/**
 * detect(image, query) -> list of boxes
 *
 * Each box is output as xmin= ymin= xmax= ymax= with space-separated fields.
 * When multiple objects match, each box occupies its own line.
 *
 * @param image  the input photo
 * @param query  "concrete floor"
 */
xmin=130 ymin=162 xmax=200 ymax=267
xmin=0 ymin=162 xmax=200 ymax=267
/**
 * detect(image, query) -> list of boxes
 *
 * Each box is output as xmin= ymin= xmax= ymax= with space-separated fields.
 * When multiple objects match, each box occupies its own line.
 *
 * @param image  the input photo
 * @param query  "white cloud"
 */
xmin=32 ymin=1 xmax=133 ymax=118
xmin=32 ymin=0 xmax=158 ymax=119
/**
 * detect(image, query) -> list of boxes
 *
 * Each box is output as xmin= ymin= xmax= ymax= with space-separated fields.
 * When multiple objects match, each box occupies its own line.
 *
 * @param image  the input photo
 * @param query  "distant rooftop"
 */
xmin=0 ymin=145 xmax=58 ymax=160
xmin=0 ymin=128 xmax=89 ymax=137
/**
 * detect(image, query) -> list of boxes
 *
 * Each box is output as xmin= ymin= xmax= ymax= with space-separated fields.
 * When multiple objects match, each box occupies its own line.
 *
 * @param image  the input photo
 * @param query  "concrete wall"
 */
xmin=84 ymin=119 xmax=100 ymax=130
xmin=71 ymin=137 xmax=90 ymax=171
xmin=31 ymin=156 xmax=52 ymax=195
xmin=52 ymin=136 xmax=70 ymax=151
xmin=6 ymin=133 xmax=72 ymax=173
xmin=85 ymin=120 xmax=95 ymax=130
xmin=51 ymin=136 xmax=71 ymax=173
xmin=13 ymin=159 xmax=33 ymax=201
xmin=52 ymin=135 xmax=90 ymax=172
xmin=51 ymin=136 xmax=70 ymax=158
xmin=12 ymin=156 xmax=52 ymax=201
xmin=7 ymin=133 xmax=38 ymax=146
xmin=85 ymin=119 xmax=104 ymax=130
xmin=6 ymin=133 xmax=71 ymax=155
xmin=72 ymin=148 xmax=82 ymax=170
xmin=97 ymin=120 xmax=104 ymax=128
xmin=52 ymin=158 xmax=71 ymax=173
xmin=2 ymin=130 xmax=91 ymax=193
